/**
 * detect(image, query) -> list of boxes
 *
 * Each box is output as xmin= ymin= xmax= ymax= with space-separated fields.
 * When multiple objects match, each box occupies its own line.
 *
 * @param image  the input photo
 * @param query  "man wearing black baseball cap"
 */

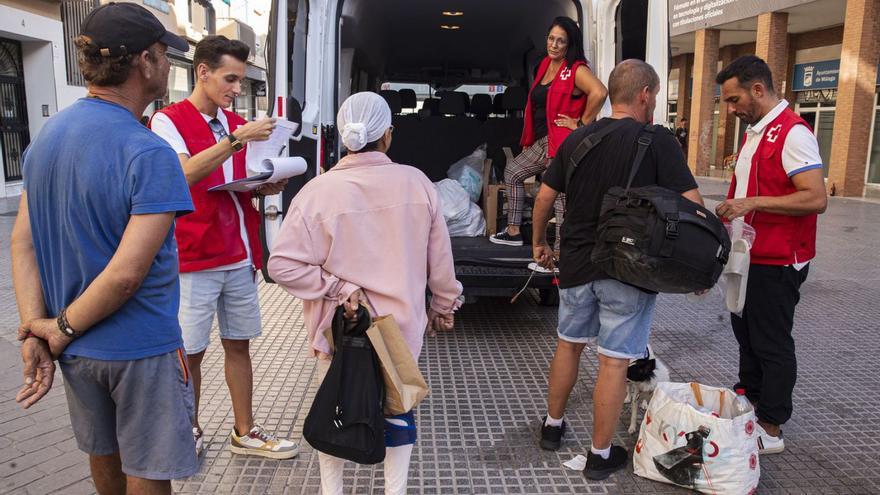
xmin=81 ymin=1 xmax=189 ymax=57
xmin=13 ymin=2 xmax=198 ymax=493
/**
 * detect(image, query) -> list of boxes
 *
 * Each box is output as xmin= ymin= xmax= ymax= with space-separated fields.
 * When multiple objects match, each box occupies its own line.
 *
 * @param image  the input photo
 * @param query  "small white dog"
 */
xmin=624 ymin=346 xmax=670 ymax=434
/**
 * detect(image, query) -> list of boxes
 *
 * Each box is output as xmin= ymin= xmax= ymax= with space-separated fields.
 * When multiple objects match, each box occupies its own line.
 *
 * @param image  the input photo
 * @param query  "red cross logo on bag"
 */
xmin=745 ymin=419 xmax=755 ymax=436
xmin=765 ymin=124 xmax=782 ymax=143
xmin=559 ymin=68 xmax=572 ymax=80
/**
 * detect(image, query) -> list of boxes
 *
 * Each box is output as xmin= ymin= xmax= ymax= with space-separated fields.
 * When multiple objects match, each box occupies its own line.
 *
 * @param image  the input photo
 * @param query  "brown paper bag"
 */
xmin=366 ymin=315 xmax=429 ymax=415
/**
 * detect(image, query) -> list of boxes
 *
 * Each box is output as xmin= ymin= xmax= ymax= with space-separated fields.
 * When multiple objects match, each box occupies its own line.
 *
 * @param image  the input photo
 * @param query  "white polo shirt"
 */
xmin=732 ymin=99 xmax=823 ymax=269
xmin=152 ymin=110 xmax=252 ymax=272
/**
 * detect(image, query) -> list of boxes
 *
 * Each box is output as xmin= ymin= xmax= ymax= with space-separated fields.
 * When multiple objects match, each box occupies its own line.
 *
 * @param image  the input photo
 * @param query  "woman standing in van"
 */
xmin=267 ymin=92 xmax=463 ymax=495
xmin=490 ymin=17 xmax=608 ymax=250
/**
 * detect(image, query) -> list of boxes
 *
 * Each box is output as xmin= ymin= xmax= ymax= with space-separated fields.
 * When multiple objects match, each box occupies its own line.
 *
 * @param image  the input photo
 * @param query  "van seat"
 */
xmin=379 ymin=90 xmax=402 ymax=114
xmin=422 ymin=97 xmax=441 ymax=116
xmin=399 ymin=89 xmax=417 ymax=111
xmin=502 ymin=86 xmax=527 ymax=113
xmin=492 ymin=93 xmax=504 ymax=115
xmin=470 ymin=94 xmax=492 ymax=120
xmin=439 ymin=92 xmax=468 ymax=116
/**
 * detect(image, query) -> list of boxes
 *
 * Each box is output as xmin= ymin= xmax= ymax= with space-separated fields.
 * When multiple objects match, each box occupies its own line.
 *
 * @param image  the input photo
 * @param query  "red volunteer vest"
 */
xmin=521 ymin=57 xmax=589 ymax=158
xmin=726 ymin=107 xmax=817 ymax=266
xmin=155 ymin=99 xmax=263 ymax=272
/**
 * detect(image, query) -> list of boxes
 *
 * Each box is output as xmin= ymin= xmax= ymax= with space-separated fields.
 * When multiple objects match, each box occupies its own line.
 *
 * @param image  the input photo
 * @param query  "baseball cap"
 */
xmin=81 ymin=2 xmax=189 ymax=57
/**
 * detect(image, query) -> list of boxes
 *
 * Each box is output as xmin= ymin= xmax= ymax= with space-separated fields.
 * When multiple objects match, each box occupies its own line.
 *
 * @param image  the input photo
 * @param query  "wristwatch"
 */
xmin=57 ymin=308 xmax=79 ymax=339
xmin=227 ymin=133 xmax=244 ymax=152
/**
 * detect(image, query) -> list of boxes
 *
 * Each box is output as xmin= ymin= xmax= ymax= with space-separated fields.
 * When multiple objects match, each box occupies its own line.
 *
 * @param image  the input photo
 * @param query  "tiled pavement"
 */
xmin=1 ymin=178 xmax=879 ymax=494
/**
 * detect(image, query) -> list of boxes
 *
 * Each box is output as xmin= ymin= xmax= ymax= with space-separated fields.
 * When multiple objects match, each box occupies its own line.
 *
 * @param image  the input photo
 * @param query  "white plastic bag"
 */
xmin=448 ymin=202 xmax=486 ymax=237
xmin=447 ymin=144 xmax=486 ymax=203
xmin=633 ymin=382 xmax=760 ymax=495
xmin=434 ymin=179 xmax=486 ymax=237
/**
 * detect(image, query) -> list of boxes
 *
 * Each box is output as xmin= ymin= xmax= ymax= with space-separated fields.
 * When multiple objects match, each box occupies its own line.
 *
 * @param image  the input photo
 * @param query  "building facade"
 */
xmin=0 ymin=0 xmax=269 ymax=198
xmin=668 ymin=0 xmax=880 ymax=198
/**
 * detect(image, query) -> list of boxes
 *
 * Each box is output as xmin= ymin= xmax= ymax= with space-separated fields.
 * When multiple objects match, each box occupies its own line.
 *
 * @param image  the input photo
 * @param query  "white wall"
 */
xmin=0 ymin=4 xmax=87 ymax=197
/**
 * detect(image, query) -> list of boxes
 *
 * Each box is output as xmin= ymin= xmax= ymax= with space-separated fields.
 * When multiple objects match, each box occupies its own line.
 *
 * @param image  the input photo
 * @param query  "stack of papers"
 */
xmin=209 ymin=119 xmax=307 ymax=192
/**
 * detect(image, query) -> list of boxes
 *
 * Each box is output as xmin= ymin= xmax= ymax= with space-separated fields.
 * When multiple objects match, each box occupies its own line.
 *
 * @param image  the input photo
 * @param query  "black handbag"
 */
xmin=589 ymin=125 xmax=731 ymax=293
xmin=303 ymin=305 xmax=386 ymax=464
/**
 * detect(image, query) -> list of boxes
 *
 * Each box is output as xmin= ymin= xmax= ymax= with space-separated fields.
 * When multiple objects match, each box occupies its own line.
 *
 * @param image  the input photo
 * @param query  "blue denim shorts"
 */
xmin=557 ymin=279 xmax=657 ymax=359
xmin=179 ymin=266 xmax=262 ymax=354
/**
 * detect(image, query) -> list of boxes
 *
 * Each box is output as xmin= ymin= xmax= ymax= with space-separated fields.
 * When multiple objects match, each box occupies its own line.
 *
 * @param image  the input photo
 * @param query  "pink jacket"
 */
xmin=267 ymin=151 xmax=463 ymax=360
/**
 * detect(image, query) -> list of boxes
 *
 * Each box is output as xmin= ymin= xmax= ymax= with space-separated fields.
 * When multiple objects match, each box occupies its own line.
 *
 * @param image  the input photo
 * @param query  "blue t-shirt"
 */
xmin=22 ymin=98 xmax=194 ymax=360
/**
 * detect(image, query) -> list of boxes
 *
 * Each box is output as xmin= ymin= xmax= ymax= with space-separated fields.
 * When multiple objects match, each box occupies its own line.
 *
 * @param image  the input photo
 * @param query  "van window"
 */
xmin=455 ymin=84 xmax=507 ymax=98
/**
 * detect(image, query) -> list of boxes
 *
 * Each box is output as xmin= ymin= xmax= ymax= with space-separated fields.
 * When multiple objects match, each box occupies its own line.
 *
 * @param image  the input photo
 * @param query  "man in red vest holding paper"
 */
xmin=152 ymin=35 xmax=297 ymax=459
xmin=716 ymin=56 xmax=827 ymax=455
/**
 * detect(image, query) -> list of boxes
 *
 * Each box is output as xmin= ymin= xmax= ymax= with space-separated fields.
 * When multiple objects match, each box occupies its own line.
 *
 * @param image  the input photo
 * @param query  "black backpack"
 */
xmin=567 ymin=122 xmax=731 ymax=294
xmin=303 ymin=305 xmax=386 ymax=464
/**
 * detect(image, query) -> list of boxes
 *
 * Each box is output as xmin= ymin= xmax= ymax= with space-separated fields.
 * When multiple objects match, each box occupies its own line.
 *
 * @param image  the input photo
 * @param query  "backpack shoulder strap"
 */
xmin=565 ymin=118 xmax=628 ymax=191
xmin=623 ymin=124 xmax=659 ymax=192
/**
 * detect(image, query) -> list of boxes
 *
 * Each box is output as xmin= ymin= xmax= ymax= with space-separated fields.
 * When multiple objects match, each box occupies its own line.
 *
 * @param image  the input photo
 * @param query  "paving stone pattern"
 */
xmin=1 ymin=180 xmax=878 ymax=494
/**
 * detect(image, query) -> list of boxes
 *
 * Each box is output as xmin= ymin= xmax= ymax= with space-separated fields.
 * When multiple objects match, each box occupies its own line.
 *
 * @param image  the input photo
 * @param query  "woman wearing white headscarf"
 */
xmin=267 ymin=92 xmax=463 ymax=494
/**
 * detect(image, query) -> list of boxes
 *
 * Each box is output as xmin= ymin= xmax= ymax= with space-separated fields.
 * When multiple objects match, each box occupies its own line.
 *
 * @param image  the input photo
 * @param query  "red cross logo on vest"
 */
xmin=765 ymin=124 xmax=782 ymax=143
xmin=559 ymin=68 xmax=572 ymax=80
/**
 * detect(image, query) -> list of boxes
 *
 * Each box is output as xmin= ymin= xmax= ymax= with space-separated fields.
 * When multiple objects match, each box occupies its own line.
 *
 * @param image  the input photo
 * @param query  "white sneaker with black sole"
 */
xmin=489 ymin=230 xmax=524 ymax=246
xmin=756 ymin=424 xmax=784 ymax=454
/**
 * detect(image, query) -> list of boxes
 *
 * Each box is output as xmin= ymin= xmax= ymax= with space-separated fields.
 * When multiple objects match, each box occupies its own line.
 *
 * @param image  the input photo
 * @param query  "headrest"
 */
xmin=422 ymin=97 xmax=440 ymax=116
xmin=378 ymin=90 xmax=402 ymax=114
xmin=470 ymin=94 xmax=492 ymax=117
xmin=492 ymin=93 xmax=504 ymax=114
xmin=399 ymin=88 xmax=417 ymax=109
xmin=439 ymin=91 xmax=468 ymax=115
xmin=502 ymin=86 xmax=527 ymax=111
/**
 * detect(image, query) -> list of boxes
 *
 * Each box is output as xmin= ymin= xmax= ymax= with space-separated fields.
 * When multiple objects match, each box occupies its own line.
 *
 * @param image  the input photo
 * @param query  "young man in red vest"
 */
xmin=716 ymin=55 xmax=827 ymax=455
xmin=152 ymin=35 xmax=297 ymax=459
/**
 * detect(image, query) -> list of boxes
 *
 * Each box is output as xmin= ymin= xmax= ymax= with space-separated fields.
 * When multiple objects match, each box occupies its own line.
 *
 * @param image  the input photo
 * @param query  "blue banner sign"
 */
xmin=793 ymin=59 xmax=880 ymax=91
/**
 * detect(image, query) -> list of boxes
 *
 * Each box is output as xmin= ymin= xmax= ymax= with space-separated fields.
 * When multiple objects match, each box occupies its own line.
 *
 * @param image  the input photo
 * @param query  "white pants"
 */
xmin=318 ymin=443 xmax=414 ymax=495
xmin=313 ymin=360 xmax=415 ymax=494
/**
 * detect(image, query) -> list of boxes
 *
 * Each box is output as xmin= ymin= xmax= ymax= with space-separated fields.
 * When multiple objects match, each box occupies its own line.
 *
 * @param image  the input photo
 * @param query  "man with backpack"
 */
xmin=715 ymin=56 xmax=827 ymax=455
xmin=532 ymin=59 xmax=702 ymax=479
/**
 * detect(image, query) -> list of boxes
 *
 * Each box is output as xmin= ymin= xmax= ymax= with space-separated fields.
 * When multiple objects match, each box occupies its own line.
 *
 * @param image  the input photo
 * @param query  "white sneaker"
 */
xmin=193 ymin=427 xmax=204 ymax=456
xmin=756 ymin=424 xmax=784 ymax=454
xmin=527 ymin=262 xmax=558 ymax=274
xmin=230 ymin=423 xmax=299 ymax=459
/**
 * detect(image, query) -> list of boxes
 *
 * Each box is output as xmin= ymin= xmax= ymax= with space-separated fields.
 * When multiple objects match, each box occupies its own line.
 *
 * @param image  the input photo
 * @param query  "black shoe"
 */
xmin=584 ymin=445 xmax=628 ymax=480
xmin=539 ymin=416 xmax=565 ymax=451
xmin=489 ymin=230 xmax=524 ymax=246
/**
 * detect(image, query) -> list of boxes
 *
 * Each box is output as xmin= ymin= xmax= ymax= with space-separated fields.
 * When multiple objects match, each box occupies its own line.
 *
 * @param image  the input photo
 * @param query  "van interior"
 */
xmin=338 ymin=0 xmax=583 ymax=185
xmin=271 ymin=0 xmax=651 ymax=297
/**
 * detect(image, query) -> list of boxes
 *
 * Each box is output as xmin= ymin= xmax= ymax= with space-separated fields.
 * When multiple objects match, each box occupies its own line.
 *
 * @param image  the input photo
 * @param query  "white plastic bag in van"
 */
xmin=435 ymin=179 xmax=486 ymax=237
xmin=447 ymin=144 xmax=487 ymax=203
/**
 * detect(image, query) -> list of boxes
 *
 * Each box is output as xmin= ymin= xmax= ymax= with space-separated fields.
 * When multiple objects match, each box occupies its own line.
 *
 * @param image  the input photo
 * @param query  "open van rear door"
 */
xmin=260 ymin=0 xmax=317 ymax=279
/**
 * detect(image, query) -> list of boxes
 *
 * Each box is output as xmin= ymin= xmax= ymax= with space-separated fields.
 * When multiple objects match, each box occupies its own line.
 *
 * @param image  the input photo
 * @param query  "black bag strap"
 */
xmin=624 ymin=124 xmax=658 ymax=192
xmin=565 ymin=118 xmax=628 ymax=190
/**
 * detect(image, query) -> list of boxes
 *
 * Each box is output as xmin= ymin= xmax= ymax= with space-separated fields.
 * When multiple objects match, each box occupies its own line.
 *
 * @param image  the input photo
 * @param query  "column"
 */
xmin=715 ymin=45 xmax=737 ymax=168
xmin=677 ymin=53 xmax=694 ymax=125
xmin=688 ymin=29 xmax=719 ymax=175
xmin=756 ymin=12 xmax=790 ymax=95
xmin=828 ymin=0 xmax=880 ymax=197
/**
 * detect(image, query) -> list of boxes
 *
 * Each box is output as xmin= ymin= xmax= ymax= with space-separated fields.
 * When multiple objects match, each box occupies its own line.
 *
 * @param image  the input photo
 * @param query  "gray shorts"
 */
xmin=179 ymin=266 xmax=262 ymax=354
xmin=59 ymin=349 xmax=198 ymax=480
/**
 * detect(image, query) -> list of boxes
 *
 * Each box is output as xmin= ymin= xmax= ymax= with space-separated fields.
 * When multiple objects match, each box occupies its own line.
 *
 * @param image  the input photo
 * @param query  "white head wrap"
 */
xmin=336 ymin=92 xmax=393 ymax=152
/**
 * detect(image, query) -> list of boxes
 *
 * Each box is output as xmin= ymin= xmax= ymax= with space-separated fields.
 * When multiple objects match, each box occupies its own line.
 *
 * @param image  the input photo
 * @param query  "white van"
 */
xmin=259 ymin=0 xmax=670 ymax=303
